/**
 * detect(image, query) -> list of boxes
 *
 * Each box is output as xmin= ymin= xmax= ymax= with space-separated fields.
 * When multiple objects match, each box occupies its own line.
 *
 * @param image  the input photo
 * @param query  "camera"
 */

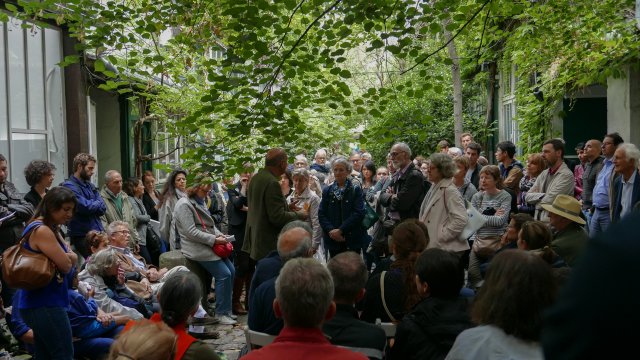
xmin=482 ymin=207 xmax=496 ymax=216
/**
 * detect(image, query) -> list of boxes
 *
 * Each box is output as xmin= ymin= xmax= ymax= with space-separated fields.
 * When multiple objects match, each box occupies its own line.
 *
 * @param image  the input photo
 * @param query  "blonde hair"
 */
xmin=108 ymin=321 xmax=176 ymax=360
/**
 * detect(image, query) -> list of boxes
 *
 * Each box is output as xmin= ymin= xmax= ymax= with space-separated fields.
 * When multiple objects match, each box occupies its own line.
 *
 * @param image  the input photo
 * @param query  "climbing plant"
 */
xmin=4 ymin=0 xmax=639 ymax=174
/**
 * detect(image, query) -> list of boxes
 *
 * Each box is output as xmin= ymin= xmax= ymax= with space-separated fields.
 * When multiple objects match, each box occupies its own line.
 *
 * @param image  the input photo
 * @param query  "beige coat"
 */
xmin=419 ymin=178 xmax=469 ymax=252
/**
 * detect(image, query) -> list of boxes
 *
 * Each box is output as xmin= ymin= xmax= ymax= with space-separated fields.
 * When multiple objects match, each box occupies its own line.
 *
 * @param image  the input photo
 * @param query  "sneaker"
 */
xmin=228 ymin=313 xmax=238 ymax=320
xmin=188 ymin=330 xmax=221 ymax=340
xmin=216 ymin=315 xmax=237 ymax=325
xmin=189 ymin=315 xmax=220 ymax=326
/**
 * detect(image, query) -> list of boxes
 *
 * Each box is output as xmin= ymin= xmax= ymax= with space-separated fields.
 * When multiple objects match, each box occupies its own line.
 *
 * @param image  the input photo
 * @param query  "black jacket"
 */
xmin=226 ymin=182 xmax=248 ymax=227
xmin=323 ymin=304 xmax=387 ymax=359
xmin=0 ymin=181 xmax=34 ymax=251
xmin=378 ymin=162 xmax=425 ymax=221
xmin=469 ymin=163 xmax=483 ymax=190
xmin=389 ymin=296 xmax=473 ymax=360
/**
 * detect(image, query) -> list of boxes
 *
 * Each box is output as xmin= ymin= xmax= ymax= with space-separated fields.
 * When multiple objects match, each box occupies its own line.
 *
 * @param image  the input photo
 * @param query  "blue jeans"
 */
xmin=198 ymin=258 xmax=235 ymax=315
xmin=589 ymin=208 xmax=610 ymax=237
xmin=21 ymin=307 xmax=73 ymax=360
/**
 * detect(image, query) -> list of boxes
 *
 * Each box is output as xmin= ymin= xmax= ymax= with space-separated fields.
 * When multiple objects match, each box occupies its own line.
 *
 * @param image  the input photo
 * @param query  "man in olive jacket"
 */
xmin=243 ymin=148 xmax=307 ymax=261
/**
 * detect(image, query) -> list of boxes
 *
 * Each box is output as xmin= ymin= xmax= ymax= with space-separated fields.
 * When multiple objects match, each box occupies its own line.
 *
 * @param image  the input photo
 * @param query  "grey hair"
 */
xmin=277 ymin=221 xmax=313 ymax=262
xmin=104 ymin=170 xmax=121 ymax=184
xmin=86 ymin=247 xmax=119 ymax=277
xmin=314 ymin=149 xmax=327 ymax=157
xmin=430 ymin=153 xmax=457 ymax=178
xmin=618 ymin=143 xmax=640 ymax=166
xmin=107 ymin=220 xmax=129 ymax=237
xmin=331 ymin=156 xmax=352 ymax=172
xmin=275 ymin=258 xmax=334 ymax=328
xmin=294 ymin=154 xmax=308 ymax=163
xmin=291 ymin=168 xmax=310 ymax=179
xmin=393 ymin=142 xmax=412 ymax=158
xmin=327 ymin=251 xmax=368 ymax=304
xmin=448 ymin=147 xmax=463 ymax=157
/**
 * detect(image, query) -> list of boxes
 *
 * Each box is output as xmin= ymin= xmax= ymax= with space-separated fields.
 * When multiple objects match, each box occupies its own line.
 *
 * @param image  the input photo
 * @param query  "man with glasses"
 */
xmin=108 ymin=221 xmax=187 ymax=292
xmin=349 ymin=151 xmax=363 ymax=177
xmin=378 ymin=143 xmax=426 ymax=228
xmin=589 ymin=132 xmax=624 ymax=236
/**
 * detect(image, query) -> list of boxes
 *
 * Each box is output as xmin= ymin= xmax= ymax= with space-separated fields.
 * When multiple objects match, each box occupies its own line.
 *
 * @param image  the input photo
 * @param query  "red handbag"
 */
xmin=213 ymin=242 xmax=233 ymax=258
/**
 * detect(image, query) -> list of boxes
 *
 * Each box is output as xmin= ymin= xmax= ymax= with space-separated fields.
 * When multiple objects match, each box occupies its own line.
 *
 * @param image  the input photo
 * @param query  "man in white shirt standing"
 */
xmin=611 ymin=143 xmax=640 ymax=223
xmin=589 ymin=133 xmax=624 ymax=236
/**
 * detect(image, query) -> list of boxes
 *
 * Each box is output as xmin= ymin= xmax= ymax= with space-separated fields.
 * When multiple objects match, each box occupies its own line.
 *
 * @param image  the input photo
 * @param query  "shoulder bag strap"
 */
xmin=379 ymin=271 xmax=397 ymax=322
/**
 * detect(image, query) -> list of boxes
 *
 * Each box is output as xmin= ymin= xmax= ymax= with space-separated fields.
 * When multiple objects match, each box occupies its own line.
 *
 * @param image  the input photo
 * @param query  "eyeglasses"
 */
xmin=112 ymin=230 xmax=130 ymax=235
xmin=377 ymin=172 xmax=388 ymax=176
xmin=389 ymin=151 xmax=405 ymax=158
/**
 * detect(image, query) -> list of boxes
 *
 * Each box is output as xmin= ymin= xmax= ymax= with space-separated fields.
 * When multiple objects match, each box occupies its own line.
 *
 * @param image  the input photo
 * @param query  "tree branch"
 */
xmin=400 ymin=0 xmax=492 ymax=76
xmin=262 ymin=0 xmax=343 ymax=96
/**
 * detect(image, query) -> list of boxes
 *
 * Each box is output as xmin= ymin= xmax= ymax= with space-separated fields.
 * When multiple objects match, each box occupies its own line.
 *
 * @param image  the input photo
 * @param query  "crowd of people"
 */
xmin=0 ymin=129 xmax=638 ymax=359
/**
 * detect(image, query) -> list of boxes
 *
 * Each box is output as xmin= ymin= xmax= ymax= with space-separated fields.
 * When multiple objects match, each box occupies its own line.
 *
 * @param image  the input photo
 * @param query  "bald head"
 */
xmin=277 ymin=223 xmax=313 ymax=262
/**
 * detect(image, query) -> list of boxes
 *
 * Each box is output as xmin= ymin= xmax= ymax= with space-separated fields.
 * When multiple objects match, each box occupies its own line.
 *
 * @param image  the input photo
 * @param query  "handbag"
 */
xmin=361 ymin=202 xmax=379 ymax=230
xmin=1 ymin=221 xmax=58 ymax=290
xmin=213 ymin=242 xmax=233 ymax=258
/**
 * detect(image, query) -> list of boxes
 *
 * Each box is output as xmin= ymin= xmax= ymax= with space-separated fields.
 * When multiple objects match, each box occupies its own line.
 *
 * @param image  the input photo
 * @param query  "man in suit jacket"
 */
xmin=242 ymin=148 xmax=307 ymax=262
xmin=611 ymin=143 xmax=640 ymax=223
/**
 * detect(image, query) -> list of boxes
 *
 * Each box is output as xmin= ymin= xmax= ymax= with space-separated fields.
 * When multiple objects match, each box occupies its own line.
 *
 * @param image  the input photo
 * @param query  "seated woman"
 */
xmin=68 ymin=270 xmax=130 ymax=345
xmin=109 ymin=320 xmax=176 ymax=360
xmin=517 ymin=221 xmax=568 ymax=270
xmin=480 ymin=213 xmax=533 ymax=277
xmin=78 ymin=247 xmax=147 ymax=320
xmin=391 ymin=248 xmax=473 ymax=360
xmin=467 ymin=166 xmax=511 ymax=289
xmin=174 ymin=180 xmax=236 ymax=325
xmin=446 ymin=250 xmax=557 ymax=360
xmin=122 ymin=272 xmax=221 ymax=360
xmin=360 ymin=220 xmax=428 ymax=323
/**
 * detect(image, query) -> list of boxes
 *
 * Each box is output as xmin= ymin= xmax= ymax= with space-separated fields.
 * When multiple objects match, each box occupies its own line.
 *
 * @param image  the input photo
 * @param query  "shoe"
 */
xmin=228 ymin=313 xmax=238 ymax=320
xmin=188 ymin=330 xmax=220 ymax=340
xmin=233 ymin=302 xmax=248 ymax=315
xmin=189 ymin=315 xmax=220 ymax=326
xmin=216 ymin=315 xmax=237 ymax=325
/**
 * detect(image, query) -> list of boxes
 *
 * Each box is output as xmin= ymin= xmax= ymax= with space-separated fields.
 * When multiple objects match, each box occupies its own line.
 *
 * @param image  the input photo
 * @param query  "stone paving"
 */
xmin=203 ymin=314 xmax=248 ymax=360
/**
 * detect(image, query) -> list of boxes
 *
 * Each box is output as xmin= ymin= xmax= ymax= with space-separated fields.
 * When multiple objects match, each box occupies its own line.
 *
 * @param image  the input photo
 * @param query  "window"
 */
xmin=151 ymin=119 xmax=182 ymax=184
xmin=0 ymin=17 xmax=67 ymax=191
xmin=500 ymin=63 xmax=520 ymax=155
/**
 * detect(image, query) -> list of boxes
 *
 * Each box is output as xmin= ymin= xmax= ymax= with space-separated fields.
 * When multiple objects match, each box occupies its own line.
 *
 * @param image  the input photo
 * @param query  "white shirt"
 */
xmin=620 ymin=171 xmax=637 ymax=219
xmin=446 ymin=325 xmax=543 ymax=360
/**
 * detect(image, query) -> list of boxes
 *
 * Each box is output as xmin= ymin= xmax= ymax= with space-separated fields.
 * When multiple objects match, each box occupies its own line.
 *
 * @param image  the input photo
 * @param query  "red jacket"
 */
xmin=123 ymin=313 xmax=196 ymax=360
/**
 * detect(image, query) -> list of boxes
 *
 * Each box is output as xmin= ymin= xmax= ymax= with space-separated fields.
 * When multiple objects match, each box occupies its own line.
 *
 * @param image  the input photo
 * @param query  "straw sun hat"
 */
xmin=541 ymin=194 xmax=586 ymax=225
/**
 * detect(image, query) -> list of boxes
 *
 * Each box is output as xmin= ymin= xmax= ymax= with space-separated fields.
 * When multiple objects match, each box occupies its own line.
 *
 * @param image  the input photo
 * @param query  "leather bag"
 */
xmin=1 ymin=221 xmax=57 ymax=290
xmin=213 ymin=242 xmax=233 ymax=258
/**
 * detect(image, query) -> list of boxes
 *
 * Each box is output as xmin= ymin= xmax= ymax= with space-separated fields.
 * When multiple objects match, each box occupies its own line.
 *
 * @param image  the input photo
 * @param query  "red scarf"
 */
xmin=123 ymin=313 xmax=196 ymax=360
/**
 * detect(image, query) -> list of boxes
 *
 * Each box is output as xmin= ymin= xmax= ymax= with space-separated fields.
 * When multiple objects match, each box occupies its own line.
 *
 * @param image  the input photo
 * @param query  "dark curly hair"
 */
xmin=24 ymin=160 xmax=56 ymax=187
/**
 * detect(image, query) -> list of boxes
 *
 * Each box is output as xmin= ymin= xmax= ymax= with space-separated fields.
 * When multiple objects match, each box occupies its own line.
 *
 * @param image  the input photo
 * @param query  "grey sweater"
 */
xmin=172 ymin=196 xmax=222 ymax=261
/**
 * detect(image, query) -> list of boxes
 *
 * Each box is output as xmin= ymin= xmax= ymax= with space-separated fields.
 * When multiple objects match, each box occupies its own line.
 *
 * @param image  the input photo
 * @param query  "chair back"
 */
xmin=243 ymin=326 xmax=276 ymax=351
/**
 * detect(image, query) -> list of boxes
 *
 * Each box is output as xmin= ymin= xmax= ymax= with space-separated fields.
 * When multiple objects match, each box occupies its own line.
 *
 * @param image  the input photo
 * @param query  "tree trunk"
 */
xmin=445 ymin=27 xmax=463 ymax=148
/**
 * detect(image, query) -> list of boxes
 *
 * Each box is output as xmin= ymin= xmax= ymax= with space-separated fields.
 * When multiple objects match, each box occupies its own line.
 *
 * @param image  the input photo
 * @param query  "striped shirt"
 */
xmin=470 ymin=190 xmax=511 ymax=241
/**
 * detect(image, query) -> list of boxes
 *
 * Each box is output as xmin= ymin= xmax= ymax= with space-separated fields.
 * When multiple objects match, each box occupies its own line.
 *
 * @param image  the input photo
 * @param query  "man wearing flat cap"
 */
xmin=542 ymin=194 xmax=589 ymax=267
